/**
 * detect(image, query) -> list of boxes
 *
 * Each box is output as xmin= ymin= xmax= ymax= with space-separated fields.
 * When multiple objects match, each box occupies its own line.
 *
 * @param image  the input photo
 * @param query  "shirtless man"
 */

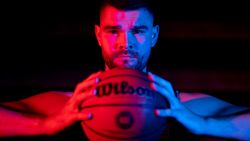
xmin=1 ymin=0 xmax=249 ymax=140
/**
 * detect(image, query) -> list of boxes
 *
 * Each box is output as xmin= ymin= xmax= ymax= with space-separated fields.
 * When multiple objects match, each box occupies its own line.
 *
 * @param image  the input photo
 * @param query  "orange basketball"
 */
xmin=81 ymin=68 xmax=169 ymax=141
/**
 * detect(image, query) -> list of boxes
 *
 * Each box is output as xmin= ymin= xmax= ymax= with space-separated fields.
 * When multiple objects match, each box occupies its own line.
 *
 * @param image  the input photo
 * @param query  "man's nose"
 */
xmin=117 ymin=32 xmax=134 ymax=50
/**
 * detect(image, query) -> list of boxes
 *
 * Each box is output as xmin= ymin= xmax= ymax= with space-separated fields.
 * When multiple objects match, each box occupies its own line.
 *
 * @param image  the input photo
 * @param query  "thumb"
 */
xmin=76 ymin=112 xmax=93 ymax=121
xmin=155 ymin=109 xmax=172 ymax=117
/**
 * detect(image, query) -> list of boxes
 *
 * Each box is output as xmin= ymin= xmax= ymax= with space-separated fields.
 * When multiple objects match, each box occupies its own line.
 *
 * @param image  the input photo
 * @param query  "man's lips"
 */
xmin=116 ymin=55 xmax=136 ymax=59
xmin=118 ymin=55 xmax=132 ymax=57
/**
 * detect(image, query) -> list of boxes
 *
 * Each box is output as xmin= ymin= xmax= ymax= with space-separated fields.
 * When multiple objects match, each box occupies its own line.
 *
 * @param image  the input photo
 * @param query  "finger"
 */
xmin=148 ymin=72 xmax=180 ymax=98
xmin=148 ymin=72 xmax=180 ymax=107
xmin=74 ymin=71 xmax=102 ymax=95
xmin=76 ymin=71 xmax=102 ymax=93
xmin=85 ymin=71 xmax=103 ymax=81
xmin=150 ymin=82 xmax=178 ymax=107
xmin=70 ymin=72 xmax=103 ymax=109
xmin=74 ymin=71 xmax=101 ymax=93
xmin=72 ymin=88 xmax=96 ymax=108
xmin=148 ymin=72 xmax=173 ymax=92
xmin=76 ymin=112 xmax=93 ymax=121
xmin=66 ymin=112 xmax=92 ymax=124
xmin=155 ymin=109 xmax=173 ymax=117
xmin=73 ymin=77 xmax=100 ymax=95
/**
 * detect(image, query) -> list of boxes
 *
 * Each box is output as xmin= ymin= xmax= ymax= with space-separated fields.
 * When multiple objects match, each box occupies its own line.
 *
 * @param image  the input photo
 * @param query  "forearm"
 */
xmin=0 ymin=107 xmax=47 ymax=137
xmin=202 ymin=112 xmax=250 ymax=141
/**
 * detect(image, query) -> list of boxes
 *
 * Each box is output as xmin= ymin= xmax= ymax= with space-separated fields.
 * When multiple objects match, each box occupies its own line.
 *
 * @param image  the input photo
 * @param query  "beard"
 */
xmin=102 ymin=50 xmax=150 ymax=71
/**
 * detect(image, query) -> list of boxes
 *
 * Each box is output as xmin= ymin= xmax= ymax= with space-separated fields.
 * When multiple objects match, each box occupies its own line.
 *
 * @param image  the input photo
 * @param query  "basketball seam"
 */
xmin=80 ymin=104 xmax=167 ymax=110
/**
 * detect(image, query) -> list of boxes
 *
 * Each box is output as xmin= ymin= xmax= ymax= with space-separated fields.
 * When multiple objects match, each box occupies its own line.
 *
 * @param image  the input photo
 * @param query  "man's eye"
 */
xmin=133 ymin=29 xmax=144 ymax=34
xmin=108 ymin=30 xmax=118 ymax=34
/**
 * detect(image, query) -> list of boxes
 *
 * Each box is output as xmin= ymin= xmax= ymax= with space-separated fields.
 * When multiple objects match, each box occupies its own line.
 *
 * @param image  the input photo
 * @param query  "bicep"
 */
xmin=1 ymin=91 xmax=71 ymax=116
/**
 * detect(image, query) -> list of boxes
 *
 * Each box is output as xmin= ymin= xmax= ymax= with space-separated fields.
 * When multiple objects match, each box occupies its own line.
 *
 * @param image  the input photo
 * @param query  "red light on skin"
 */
xmin=95 ymin=4 xmax=158 ymax=71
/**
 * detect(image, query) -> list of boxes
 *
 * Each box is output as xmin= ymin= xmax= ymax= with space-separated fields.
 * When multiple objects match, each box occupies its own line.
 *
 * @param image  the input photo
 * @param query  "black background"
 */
xmin=1 ymin=1 xmax=250 ymax=102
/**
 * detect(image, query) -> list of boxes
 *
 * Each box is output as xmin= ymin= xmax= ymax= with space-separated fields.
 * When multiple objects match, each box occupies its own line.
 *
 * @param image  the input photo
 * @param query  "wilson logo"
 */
xmin=96 ymin=81 xmax=156 ymax=98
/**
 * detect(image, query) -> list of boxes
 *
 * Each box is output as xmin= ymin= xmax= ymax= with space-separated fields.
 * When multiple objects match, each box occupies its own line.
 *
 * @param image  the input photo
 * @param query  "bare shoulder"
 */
xmin=2 ymin=91 xmax=73 ymax=116
xmin=179 ymin=92 xmax=249 ymax=116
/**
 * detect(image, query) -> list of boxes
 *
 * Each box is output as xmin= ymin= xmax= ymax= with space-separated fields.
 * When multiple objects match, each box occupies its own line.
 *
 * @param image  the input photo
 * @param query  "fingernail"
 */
xmin=93 ymin=89 xmax=97 ymax=96
xmin=149 ymin=83 xmax=155 ymax=89
xmin=96 ymin=78 xmax=100 ymax=83
xmin=147 ymin=71 xmax=152 ymax=76
xmin=175 ymin=90 xmax=180 ymax=98
xmin=154 ymin=109 xmax=160 ymax=116
xmin=147 ymin=72 xmax=153 ymax=79
xmin=88 ymin=113 xmax=93 ymax=119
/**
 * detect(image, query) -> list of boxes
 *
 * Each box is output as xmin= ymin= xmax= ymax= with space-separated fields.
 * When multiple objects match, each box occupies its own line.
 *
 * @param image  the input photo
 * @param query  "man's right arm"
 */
xmin=0 ymin=103 xmax=47 ymax=137
xmin=0 ymin=71 xmax=101 ymax=137
xmin=0 ymin=91 xmax=70 ymax=137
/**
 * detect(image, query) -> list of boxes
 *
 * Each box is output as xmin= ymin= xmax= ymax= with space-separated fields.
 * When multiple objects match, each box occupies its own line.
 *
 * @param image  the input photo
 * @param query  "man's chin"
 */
xmin=113 ymin=60 xmax=136 ymax=68
xmin=116 ymin=65 xmax=136 ymax=69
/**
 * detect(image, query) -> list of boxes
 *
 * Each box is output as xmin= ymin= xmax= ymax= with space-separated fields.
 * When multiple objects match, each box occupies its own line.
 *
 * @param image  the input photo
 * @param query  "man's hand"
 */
xmin=147 ymin=72 xmax=206 ymax=135
xmin=42 ymin=71 xmax=102 ymax=135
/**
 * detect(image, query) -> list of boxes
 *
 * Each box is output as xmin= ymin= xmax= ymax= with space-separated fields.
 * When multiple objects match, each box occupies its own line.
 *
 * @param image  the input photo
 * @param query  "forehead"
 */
xmin=100 ymin=5 xmax=154 ymax=27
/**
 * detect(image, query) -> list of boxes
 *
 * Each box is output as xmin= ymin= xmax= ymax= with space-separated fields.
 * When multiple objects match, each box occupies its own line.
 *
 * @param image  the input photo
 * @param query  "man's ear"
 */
xmin=151 ymin=25 xmax=159 ymax=48
xmin=95 ymin=24 xmax=101 ymax=46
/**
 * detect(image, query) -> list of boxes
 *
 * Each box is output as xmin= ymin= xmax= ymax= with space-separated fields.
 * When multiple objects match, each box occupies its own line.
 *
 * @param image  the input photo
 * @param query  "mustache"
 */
xmin=114 ymin=50 xmax=138 ymax=58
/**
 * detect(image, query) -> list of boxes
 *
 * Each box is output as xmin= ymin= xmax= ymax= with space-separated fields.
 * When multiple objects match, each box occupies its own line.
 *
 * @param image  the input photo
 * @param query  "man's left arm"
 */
xmin=202 ymin=109 xmax=250 ymax=141
xmin=181 ymin=92 xmax=250 ymax=140
xmin=148 ymin=72 xmax=250 ymax=141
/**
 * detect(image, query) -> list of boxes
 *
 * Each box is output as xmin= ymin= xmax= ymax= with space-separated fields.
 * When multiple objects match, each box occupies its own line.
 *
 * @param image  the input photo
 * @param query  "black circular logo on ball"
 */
xmin=116 ymin=111 xmax=134 ymax=129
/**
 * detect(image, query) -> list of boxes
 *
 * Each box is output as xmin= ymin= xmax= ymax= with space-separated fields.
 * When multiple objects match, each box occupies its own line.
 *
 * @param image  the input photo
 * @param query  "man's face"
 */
xmin=95 ymin=5 xmax=159 ymax=71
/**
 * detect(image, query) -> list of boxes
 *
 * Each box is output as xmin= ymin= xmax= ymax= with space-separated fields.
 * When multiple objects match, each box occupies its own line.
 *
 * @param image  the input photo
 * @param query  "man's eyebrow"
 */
xmin=103 ymin=25 xmax=149 ymax=30
xmin=133 ymin=25 xmax=148 ymax=30
xmin=103 ymin=25 xmax=121 ymax=30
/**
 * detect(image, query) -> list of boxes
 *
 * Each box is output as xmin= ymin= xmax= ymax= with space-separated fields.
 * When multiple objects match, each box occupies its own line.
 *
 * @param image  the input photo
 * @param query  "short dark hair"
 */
xmin=94 ymin=0 xmax=158 ymax=25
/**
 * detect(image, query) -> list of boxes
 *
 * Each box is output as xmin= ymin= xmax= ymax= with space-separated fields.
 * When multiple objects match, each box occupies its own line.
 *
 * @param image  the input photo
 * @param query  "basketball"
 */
xmin=80 ymin=68 xmax=169 ymax=141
